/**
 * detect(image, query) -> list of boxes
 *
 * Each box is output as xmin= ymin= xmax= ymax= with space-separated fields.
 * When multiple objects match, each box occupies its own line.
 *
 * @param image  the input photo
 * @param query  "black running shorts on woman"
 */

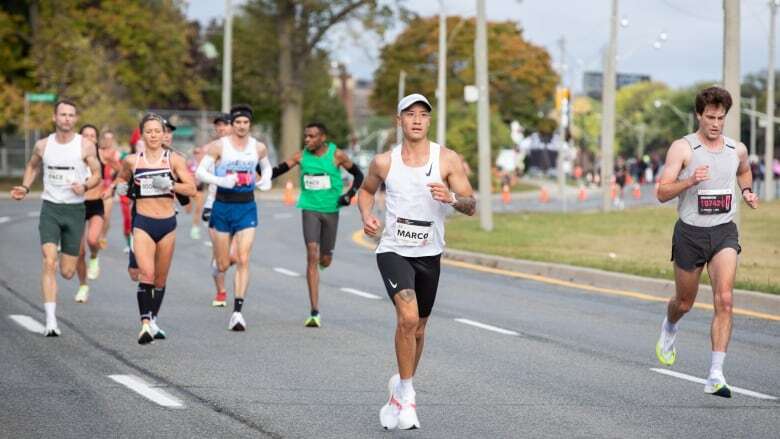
xmin=376 ymin=252 xmax=441 ymax=318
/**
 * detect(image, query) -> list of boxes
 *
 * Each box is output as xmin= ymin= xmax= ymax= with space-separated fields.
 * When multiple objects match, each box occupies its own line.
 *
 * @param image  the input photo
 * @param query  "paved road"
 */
xmin=0 ymin=198 xmax=778 ymax=438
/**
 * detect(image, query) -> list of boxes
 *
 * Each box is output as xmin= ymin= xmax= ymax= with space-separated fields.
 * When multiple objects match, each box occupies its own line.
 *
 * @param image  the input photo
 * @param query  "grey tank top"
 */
xmin=677 ymin=133 xmax=739 ymax=227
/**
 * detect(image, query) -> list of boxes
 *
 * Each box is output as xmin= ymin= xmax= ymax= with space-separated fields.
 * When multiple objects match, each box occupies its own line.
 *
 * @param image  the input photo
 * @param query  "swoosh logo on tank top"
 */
xmin=425 ymin=164 xmax=433 ymax=176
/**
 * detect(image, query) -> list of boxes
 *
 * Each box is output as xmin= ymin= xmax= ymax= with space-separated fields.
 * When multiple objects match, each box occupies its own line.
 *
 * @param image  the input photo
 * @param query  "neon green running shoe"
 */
xmin=75 ymin=285 xmax=89 ymax=303
xmin=304 ymin=314 xmax=321 ymax=328
xmin=87 ymin=257 xmax=100 ymax=280
xmin=655 ymin=338 xmax=676 ymax=366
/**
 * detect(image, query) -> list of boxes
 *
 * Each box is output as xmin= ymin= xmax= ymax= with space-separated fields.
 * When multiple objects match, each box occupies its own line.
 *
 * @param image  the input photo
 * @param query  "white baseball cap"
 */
xmin=397 ymin=93 xmax=432 ymax=115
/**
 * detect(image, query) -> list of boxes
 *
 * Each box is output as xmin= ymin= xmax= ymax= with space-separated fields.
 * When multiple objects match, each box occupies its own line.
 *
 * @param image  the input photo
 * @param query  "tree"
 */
xmin=615 ymin=81 xmax=668 ymax=157
xmin=371 ymin=16 xmax=558 ymax=128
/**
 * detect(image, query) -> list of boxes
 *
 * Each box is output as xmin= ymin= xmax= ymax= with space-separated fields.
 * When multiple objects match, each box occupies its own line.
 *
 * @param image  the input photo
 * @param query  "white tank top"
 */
xmin=216 ymin=136 xmax=258 ymax=196
xmin=376 ymin=142 xmax=448 ymax=257
xmin=42 ymin=133 xmax=88 ymax=204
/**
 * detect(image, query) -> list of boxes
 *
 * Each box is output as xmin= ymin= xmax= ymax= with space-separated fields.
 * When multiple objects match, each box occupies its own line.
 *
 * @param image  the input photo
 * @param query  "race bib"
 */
xmin=303 ymin=174 xmax=331 ymax=191
xmin=46 ymin=166 xmax=76 ymax=187
xmin=698 ymin=189 xmax=732 ymax=215
xmin=138 ymin=177 xmax=169 ymax=197
xmin=395 ymin=218 xmax=433 ymax=246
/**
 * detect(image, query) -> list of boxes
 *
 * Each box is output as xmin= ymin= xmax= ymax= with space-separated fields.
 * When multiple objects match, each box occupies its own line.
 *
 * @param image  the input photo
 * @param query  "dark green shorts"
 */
xmin=39 ymin=200 xmax=86 ymax=256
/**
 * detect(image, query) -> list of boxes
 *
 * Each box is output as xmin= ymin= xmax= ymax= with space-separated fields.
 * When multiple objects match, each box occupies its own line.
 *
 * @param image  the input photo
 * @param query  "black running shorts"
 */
xmin=671 ymin=220 xmax=741 ymax=271
xmin=84 ymin=198 xmax=105 ymax=220
xmin=376 ymin=252 xmax=441 ymax=318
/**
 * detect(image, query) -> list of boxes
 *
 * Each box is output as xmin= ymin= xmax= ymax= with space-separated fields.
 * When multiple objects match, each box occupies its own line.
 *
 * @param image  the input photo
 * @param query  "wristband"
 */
xmin=741 ymin=187 xmax=753 ymax=195
xmin=21 ymin=185 xmax=30 ymax=194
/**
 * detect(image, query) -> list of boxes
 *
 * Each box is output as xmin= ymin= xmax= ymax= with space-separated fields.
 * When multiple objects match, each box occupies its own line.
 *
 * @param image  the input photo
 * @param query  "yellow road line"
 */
xmin=350 ymin=230 xmax=780 ymax=322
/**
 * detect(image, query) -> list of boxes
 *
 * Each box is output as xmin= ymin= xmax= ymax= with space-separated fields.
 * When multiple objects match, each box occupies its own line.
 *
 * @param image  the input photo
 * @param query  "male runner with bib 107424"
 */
xmin=655 ymin=86 xmax=758 ymax=398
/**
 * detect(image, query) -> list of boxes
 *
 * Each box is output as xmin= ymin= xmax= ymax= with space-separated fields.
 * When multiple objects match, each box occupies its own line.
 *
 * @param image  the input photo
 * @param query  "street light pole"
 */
xmin=765 ymin=0 xmax=778 ymax=201
xmin=748 ymin=96 xmax=757 ymax=156
xmin=437 ymin=1 xmax=447 ymax=146
xmin=600 ymin=0 xmax=619 ymax=212
xmin=476 ymin=0 xmax=493 ymax=231
xmin=221 ymin=0 xmax=233 ymax=114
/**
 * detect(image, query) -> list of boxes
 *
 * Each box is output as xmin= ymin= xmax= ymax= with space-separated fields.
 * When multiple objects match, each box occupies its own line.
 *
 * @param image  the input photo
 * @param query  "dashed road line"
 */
xmin=650 ymin=368 xmax=778 ymax=400
xmin=0 ymin=216 xmax=10 ymax=224
xmin=273 ymin=267 xmax=300 ymax=277
xmin=454 ymin=318 xmax=519 ymax=336
xmin=108 ymin=374 xmax=184 ymax=408
xmin=9 ymin=314 xmax=45 ymax=333
xmin=340 ymin=287 xmax=382 ymax=300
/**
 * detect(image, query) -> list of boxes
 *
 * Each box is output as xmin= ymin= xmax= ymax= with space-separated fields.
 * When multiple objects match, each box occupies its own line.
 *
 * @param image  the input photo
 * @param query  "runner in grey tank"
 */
xmin=654 ymin=87 xmax=758 ymax=398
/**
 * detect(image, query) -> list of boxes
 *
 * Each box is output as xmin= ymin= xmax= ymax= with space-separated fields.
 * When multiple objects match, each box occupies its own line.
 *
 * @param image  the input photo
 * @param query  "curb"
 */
xmin=443 ymin=248 xmax=780 ymax=320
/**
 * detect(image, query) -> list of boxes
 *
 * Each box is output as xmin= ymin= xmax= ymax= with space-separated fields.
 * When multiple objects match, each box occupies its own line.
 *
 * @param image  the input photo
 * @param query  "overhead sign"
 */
xmin=25 ymin=93 xmax=57 ymax=103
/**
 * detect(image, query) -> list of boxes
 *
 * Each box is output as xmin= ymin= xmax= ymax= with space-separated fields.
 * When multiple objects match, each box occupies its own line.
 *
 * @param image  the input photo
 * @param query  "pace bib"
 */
xmin=46 ymin=166 xmax=77 ymax=187
xmin=138 ymin=177 xmax=169 ymax=197
xmin=698 ymin=189 xmax=732 ymax=215
xmin=303 ymin=174 xmax=331 ymax=191
xmin=395 ymin=218 xmax=433 ymax=246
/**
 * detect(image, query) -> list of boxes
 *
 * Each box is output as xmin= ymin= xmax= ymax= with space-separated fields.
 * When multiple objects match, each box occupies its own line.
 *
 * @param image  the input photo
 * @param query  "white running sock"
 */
xmin=709 ymin=351 xmax=726 ymax=379
xmin=44 ymin=302 xmax=56 ymax=328
xmin=396 ymin=378 xmax=415 ymax=401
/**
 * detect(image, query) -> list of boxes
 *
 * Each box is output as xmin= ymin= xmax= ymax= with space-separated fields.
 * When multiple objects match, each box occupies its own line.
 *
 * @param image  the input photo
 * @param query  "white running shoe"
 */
xmin=379 ymin=374 xmax=401 ymax=430
xmin=43 ymin=324 xmax=61 ymax=337
xmin=704 ymin=373 xmax=732 ymax=398
xmin=75 ymin=285 xmax=89 ymax=303
xmin=397 ymin=393 xmax=420 ymax=430
xmin=87 ymin=257 xmax=100 ymax=280
xmin=150 ymin=319 xmax=166 ymax=340
xmin=228 ymin=312 xmax=246 ymax=331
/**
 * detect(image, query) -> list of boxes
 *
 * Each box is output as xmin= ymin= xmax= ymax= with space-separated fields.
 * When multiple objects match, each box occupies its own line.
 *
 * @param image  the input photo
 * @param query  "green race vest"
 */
xmin=296 ymin=142 xmax=343 ymax=213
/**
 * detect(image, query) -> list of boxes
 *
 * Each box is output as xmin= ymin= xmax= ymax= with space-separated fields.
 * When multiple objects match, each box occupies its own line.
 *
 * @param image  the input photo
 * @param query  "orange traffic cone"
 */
xmin=501 ymin=184 xmax=511 ymax=205
xmin=632 ymin=183 xmax=641 ymax=200
xmin=284 ymin=181 xmax=295 ymax=206
xmin=626 ymin=174 xmax=634 ymax=186
xmin=610 ymin=183 xmax=618 ymax=201
xmin=577 ymin=185 xmax=587 ymax=202
xmin=539 ymin=187 xmax=550 ymax=204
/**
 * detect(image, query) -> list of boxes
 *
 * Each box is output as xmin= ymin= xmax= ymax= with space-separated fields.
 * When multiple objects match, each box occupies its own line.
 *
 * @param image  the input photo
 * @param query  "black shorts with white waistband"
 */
xmin=376 ymin=252 xmax=441 ymax=318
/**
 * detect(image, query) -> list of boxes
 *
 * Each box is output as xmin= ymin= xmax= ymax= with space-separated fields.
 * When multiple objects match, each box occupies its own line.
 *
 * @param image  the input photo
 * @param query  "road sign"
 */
xmin=25 ymin=93 xmax=57 ymax=103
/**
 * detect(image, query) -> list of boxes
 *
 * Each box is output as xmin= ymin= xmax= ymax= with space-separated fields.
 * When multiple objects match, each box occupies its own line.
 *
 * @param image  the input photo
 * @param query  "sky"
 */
xmin=184 ymin=0 xmax=779 ymax=91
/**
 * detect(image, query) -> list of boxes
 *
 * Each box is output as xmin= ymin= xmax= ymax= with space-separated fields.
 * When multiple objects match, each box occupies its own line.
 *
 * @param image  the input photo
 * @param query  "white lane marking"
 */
xmin=273 ymin=267 xmax=300 ymax=277
xmin=9 ymin=315 xmax=45 ymax=333
xmin=108 ymin=374 xmax=184 ymax=408
xmin=650 ymin=368 xmax=778 ymax=400
xmin=203 ymin=241 xmax=213 ymax=248
xmin=454 ymin=318 xmax=519 ymax=336
xmin=27 ymin=211 xmax=39 ymax=217
xmin=0 ymin=216 xmax=10 ymax=224
xmin=273 ymin=213 xmax=293 ymax=219
xmin=340 ymin=287 xmax=382 ymax=300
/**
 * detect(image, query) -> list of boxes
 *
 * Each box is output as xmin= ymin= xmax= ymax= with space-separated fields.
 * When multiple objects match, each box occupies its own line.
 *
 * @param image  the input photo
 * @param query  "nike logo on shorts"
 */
xmin=388 ymin=279 xmax=398 ymax=288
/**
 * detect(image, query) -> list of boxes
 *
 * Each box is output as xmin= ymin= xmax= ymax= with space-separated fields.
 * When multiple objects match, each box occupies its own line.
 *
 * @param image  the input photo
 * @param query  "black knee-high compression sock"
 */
xmin=234 ymin=298 xmax=244 ymax=313
xmin=137 ymin=283 xmax=154 ymax=321
xmin=152 ymin=286 xmax=166 ymax=318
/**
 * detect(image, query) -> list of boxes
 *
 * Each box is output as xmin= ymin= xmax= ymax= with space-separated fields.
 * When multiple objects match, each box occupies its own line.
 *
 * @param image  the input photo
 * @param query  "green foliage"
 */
xmin=371 ymin=16 xmax=558 ymax=128
xmin=437 ymin=100 xmax=511 ymax=186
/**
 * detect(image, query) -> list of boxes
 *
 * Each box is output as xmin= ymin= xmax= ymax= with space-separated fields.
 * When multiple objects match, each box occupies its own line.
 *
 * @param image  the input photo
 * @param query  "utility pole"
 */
xmin=557 ymin=37 xmax=567 ymax=212
xmin=396 ymin=70 xmax=406 ymax=144
xmin=221 ymin=0 xmax=233 ymax=113
xmin=437 ymin=1 xmax=447 ymax=146
xmin=476 ymin=0 xmax=493 ymax=231
xmin=723 ymin=0 xmax=741 ymax=224
xmin=748 ymin=96 xmax=757 ymax=156
xmin=765 ymin=0 xmax=778 ymax=201
xmin=600 ymin=0 xmax=619 ymax=211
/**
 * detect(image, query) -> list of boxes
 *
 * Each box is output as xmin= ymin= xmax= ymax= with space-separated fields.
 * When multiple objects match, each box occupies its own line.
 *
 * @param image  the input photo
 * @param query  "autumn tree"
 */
xmin=372 ymin=16 xmax=558 ymax=128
